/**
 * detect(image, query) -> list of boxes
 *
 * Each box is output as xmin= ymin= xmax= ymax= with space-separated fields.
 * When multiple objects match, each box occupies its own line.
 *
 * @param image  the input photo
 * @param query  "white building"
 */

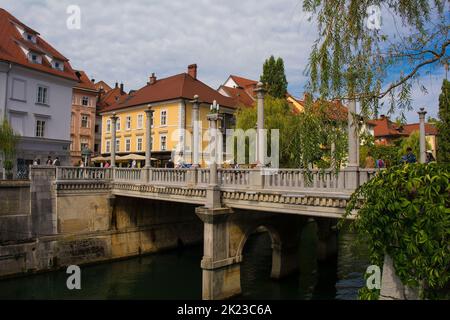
xmin=0 ymin=9 xmax=78 ymax=177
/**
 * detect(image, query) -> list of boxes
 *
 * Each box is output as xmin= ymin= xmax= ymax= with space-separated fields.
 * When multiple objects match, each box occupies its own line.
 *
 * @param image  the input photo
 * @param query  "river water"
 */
xmin=0 ymin=222 xmax=369 ymax=300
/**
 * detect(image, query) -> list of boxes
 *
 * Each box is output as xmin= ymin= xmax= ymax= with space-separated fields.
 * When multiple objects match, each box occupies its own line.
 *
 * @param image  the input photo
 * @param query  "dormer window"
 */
xmin=28 ymin=52 xmax=42 ymax=64
xmin=24 ymin=32 xmax=37 ymax=44
xmin=52 ymin=59 xmax=64 ymax=71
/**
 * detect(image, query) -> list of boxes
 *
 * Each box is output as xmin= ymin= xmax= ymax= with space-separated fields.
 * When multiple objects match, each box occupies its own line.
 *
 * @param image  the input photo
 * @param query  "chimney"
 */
xmin=91 ymin=78 xmax=95 ymax=83
xmin=115 ymin=82 xmax=118 ymax=89
xmin=148 ymin=73 xmax=157 ymax=85
xmin=188 ymin=64 xmax=197 ymax=79
xmin=120 ymin=83 xmax=124 ymax=93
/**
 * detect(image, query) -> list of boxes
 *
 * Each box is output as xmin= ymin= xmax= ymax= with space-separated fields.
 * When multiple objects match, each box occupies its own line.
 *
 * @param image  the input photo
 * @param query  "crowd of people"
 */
xmin=364 ymin=147 xmax=436 ymax=168
xmin=33 ymin=156 xmax=60 ymax=166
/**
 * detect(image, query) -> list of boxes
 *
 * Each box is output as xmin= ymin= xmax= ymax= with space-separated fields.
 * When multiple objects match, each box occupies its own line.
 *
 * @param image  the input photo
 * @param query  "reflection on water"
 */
xmin=0 ymin=222 xmax=368 ymax=300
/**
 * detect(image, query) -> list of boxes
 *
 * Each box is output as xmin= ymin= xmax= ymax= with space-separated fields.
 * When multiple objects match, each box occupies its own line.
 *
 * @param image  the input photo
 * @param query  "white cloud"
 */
xmin=1 ymin=0 xmax=445 ymax=122
xmin=1 ymin=0 xmax=315 ymax=95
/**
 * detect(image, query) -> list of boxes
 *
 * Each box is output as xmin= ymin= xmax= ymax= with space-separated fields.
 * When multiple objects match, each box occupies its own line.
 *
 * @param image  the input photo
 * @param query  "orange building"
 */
xmin=70 ymin=71 xmax=99 ymax=165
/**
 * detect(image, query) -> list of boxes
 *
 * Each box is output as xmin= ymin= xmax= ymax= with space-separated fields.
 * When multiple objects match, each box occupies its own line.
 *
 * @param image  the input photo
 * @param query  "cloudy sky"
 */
xmin=1 ymin=0 xmax=447 ymax=122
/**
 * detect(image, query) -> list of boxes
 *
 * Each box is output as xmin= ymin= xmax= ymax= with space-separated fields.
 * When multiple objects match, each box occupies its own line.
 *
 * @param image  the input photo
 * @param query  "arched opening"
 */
xmin=238 ymin=226 xmax=282 ymax=299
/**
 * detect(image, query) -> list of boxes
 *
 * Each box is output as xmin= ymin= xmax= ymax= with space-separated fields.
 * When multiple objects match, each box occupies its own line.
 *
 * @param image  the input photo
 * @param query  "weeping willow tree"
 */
xmin=303 ymin=0 xmax=449 ymax=119
xmin=235 ymin=95 xmax=348 ymax=169
xmin=0 ymin=119 xmax=19 ymax=176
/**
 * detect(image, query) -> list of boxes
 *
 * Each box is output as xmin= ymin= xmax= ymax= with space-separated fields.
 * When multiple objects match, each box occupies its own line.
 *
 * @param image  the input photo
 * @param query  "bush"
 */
xmin=344 ymin=163 xmax=450 ymax=299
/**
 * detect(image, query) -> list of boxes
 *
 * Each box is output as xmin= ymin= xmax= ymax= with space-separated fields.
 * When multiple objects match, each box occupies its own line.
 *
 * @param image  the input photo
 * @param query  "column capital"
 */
xmin=110 ymin=112 xmax=118 ymax=121
xmin=144 ymin=106 xmax=154 ymax=115
xmin=254 ymin=82 xmax=266 ymax=99
xmin=417 ymin=107 xmax=427 ymax=118
xmin=207 ymin=113 xmax=223 ymax=122
xmin=190 ymin=94 xmax=200 ymax=107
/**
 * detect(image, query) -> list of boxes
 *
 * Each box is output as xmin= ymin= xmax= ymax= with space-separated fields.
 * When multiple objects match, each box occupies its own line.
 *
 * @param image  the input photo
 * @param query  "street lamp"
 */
xmin=210 ymin=100 xmax=220 ymax=113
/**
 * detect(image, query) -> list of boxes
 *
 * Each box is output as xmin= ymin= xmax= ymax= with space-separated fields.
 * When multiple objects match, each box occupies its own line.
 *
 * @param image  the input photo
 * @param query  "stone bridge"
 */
xmin=50 ymin=165 xmax=379 ymax=299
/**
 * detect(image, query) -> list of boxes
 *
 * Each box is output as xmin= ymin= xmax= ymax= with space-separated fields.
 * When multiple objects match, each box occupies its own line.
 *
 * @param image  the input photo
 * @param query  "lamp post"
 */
xmin=207 ymin=100 xmax=222 ymax=186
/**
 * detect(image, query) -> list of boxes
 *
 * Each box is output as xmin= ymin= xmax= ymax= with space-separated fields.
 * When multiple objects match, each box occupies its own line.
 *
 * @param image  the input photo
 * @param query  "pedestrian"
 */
xmin=131 ymin=159 xmax=137 ymax=168
xmin=166 ymin=159 xmax=174 ymax=168
xmin=104 ymin=161 xmax=110 ymax=168
xmin=426 ymin=151 xmax=435 ymax=163
xmin=376 ymin=158 xmax=385 ymax=168
xmin=401 ymin=147 xmax=417 ymax=164
xmin=46 ymin=156 xmax=53 ymax=165
xmin=53 ymin=157 xmax=61 ymax=166
xmin=365 ymin=151 xmax=375 ymax=168
xmin=33 ymin=158 xmax=39 ymax=166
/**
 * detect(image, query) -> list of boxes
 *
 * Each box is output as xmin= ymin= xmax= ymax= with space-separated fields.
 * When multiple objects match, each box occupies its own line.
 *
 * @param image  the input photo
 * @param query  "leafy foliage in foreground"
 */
xmin=344 ymin=163 xmax=450 ymax=299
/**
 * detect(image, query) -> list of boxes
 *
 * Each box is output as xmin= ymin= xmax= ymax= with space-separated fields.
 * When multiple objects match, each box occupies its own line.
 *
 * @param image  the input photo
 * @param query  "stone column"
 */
xmin=206 ymin=113 xmax=222 ymax=208
xmin=191 ymin=95 xmax=200 ymax=167
xmin=347 ymin=99 xmax=359 ymax=167
xmin=144 ymin=106 xmax=154 ymax=168
xmin=418 ymin=108 xmax=427 ymax=164
xmin=110 ymin=113 xmax=118 ymax=168
xmin=196 ymin=207 xmax=239 ymax=300
xmin=345 ymin=99 xmax=359 ymax=189
xmin=254 ymin=82 xmax=266 ymax=167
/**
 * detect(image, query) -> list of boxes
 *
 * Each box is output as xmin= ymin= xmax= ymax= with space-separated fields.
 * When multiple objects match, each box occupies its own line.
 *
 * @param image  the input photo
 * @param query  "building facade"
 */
xmin=70 ymin=71 xmax=98 ymax=165
xmin=100 ymin=64 xmax=236 ymax=167
xmin=0 ymin=9 xmax=78 ymax=177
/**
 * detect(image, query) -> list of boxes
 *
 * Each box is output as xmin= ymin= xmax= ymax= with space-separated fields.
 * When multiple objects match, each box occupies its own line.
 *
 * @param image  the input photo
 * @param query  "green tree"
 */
xmin=0 ymin=119 xmax=19 ymax=177
xmin=303 ymin=1 xmax=449 ymax=118
xmin=344 ymin=163 xmax=450 ymax=299
xmin=260 ymin=56 xmax=288 ymax=98
xmin=399 ymin=131 xmax=432 ymax=161
xmin=235 ymin=96 xmax=347 ymax=168
xmin=437 ymin=79 xmax=450 ymax=163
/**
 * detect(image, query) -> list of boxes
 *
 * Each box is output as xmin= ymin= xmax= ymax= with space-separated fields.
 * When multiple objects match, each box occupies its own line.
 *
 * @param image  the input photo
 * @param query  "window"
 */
xmin=116 ymin=118 xmax=121 ymax=131
xmin=35 ymin=120 xmax=45 ymax=137
xmin=161 ymin=110 xmax=167 ymax=126
xmin=94 ymin=144 xmax=99 ymax=153
xmin=105 ymin=140 xmax=111 ymax=153
xmin=82 ymin=96 xmax=89 ymax=106
xmin=137 ymin=114 xmax=143 ymax=129
xmin=37 ymin=86 xmax=48 ymax=104
xmin=81 ymin=115 xmax=90 ymax=128
xmin=29 ymin=53 xmax=40 ymax=64
xmin=11 ymin=78 xmax=26 ymax=101
xmin=125 ymin=138 xmax=131 ymax=152
xmin=126 ymin=116 xmax=131 ymax=130
xmin=137 ymin=137 xmax=143 ymax=152
xmin=160 ymin=135 xmax=167 ymax=151
xmin=95 ymin=124 xmax=99 ymax=133
xmin=53 ymin=60 xmax=64 ymax=71
xmin=106 ymin=119 xmax=111 ymax=133
xmin=115 ymin=139 xmax=120 ymax=152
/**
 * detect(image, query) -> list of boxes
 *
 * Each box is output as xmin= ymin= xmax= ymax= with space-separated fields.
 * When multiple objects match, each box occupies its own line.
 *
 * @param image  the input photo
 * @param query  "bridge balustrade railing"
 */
xmin=197 ymin=168 xmax=210 ymax=186
xmin=114 ymin=168 xmax=142 ymax=182
xmin=359 ymin=168 xmax=383 ymax=184
xmin=262 ymin=168 xmax=343 ymax=190
xmin=56 ymin=167 xmax=112 ymax=181
xmin=150 ymin=168 xmax=188 ymax=186
xmin=218 ymin=168 xmax=251 ymax=188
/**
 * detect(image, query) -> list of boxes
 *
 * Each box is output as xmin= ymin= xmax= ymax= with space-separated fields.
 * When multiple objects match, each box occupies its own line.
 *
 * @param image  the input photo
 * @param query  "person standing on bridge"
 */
xmin=401 ymin=147 xmax=417 ymax=164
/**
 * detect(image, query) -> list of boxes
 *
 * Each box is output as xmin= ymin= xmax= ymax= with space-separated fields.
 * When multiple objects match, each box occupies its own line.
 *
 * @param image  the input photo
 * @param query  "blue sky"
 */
xmin=1 ymin=0 xmax=447 ymax=122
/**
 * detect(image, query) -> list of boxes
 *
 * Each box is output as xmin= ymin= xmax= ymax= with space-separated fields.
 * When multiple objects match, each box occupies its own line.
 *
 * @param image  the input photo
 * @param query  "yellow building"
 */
xmin=100 ymin=64 xmax=236 ymax=167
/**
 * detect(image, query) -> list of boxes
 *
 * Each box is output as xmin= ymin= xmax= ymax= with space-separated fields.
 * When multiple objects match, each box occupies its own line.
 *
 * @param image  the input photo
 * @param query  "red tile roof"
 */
xmin=102 ymin=73 xmax=236 ymax=112
xmin=229 ymin=75 xmax=258 ymax=89
xmin=94 ymin=81 xmax=113 ymax=93
xmin=370 ymin=118 xmax=407 ymax=138
xmin=97 ymin=87 xmax=129 ymax=111
xmin=402 ymin=123 xmax=438 ymax=136
xmin=219 ymin=85 xmax=255 ymax=108
xmin=74 ymin=70 xmax=97 ymax=91
xmin=0 ymin=8 xmax=78 ymax=81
